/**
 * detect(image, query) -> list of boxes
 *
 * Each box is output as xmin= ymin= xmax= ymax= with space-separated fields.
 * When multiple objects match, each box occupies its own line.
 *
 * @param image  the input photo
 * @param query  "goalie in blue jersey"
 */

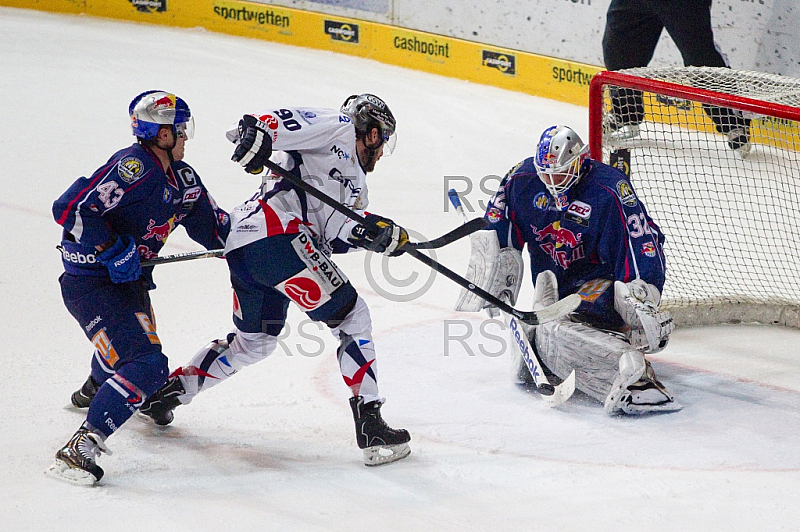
xmin=457 ymin=125 xmax=681 ymax=415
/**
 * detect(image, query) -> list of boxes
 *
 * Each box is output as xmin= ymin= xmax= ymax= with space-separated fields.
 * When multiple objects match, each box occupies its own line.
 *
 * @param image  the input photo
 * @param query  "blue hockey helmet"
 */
xmin=533 ymin=125 xmax=589 ymax=208
xmin=129 ymin=90 xmax=194 ymax=141
xmin=341 ymin=93 xmax=396 ymax=155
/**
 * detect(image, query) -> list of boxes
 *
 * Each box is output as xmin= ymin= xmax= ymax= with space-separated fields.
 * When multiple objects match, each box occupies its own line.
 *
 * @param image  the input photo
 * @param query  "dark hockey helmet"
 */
xmin=129 ymin=90 xmax=194 ymax=141
xmin=341 ymin=93 xmax=397 ymax=154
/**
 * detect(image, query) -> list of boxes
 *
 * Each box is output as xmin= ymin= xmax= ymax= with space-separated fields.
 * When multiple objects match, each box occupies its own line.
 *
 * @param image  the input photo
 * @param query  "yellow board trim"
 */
xmin=3 ymin=0 xmax=601 ymax=107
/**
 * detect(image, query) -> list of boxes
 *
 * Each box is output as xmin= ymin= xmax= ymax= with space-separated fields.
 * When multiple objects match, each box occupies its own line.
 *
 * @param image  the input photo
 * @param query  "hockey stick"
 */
xmin=502 ymin=309 xmax=576 ymax=406
xmin=448 ymin=189 xmax=576 ymax=403
xmin=262 ymin=161 xmax=579 ymax=325
xmin=142 ymin=249 xmax=223 ymax=267
xmin=141 ymin=216 xmax=488 ymax=267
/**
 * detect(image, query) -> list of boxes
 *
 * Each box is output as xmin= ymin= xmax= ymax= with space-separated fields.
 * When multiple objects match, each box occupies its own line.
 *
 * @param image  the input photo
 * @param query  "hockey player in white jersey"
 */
xmin=140 ymin=94 xmax=411 ymax=465
xmin=457 ymin=125 xmax=680 ymax=415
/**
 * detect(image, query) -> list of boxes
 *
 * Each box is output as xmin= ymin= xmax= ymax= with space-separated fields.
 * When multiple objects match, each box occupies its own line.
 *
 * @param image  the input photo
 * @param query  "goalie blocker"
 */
xmin=456 ymin=231 xmax=681 ymax=415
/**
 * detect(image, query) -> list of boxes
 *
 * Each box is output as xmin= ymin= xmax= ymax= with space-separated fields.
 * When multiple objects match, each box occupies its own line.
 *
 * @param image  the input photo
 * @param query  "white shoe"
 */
xmin=604 ymin=115 xmax=641 ymax=141
xmin=726 ymin=127 xmax=751 ymax=158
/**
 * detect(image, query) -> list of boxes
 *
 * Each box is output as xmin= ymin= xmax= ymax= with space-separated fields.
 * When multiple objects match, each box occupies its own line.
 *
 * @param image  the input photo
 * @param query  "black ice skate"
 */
xmin=70 ymin=375 xmax=99 ymax=408
xmin=349 ymin=396 xmax=411 ymax=466
xmin=138 ymin=376 xmax=185 ymax=426
xmin=45 ymin=427 xmax=110 ymax=486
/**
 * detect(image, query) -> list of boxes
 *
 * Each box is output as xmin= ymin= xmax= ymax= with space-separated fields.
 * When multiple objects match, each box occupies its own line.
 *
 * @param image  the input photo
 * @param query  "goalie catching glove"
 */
xmin=348 ymin=214 xmax=409 ymax=256
xmin=614 ymin=280 xmax=674 ymax=354
xmin=231 ymin=114 xmax=273 ymax=174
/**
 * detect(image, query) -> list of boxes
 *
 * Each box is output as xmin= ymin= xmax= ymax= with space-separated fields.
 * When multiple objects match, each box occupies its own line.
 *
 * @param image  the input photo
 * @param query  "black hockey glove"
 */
xmin=231 ymin=114 xmax=273 ymax=174
xmin=348 ymin=214 xmax=409 ymax=256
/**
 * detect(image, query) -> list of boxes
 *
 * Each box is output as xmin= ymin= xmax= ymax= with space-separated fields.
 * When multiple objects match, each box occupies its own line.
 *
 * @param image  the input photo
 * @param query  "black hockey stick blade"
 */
xmin=142 ymin=249 xmax=223 ymax=267
xmin=405 ymin=246 xmax=581 ymax=325
xmin=407 ymin=218 xmax=488 ymax=250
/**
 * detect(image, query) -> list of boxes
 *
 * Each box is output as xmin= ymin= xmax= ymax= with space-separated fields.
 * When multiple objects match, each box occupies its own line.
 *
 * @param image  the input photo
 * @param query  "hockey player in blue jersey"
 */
xmin=457 ymin=125 xmax=680 ymax=415
xmin=46 ymin=91 xmax=230 ymax=485
xmin=137 ymin=94 xmax=411 ymax=466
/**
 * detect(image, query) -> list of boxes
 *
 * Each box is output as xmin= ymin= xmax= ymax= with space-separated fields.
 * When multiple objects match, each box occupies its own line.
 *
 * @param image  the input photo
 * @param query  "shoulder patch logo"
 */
xmin=118 ymin=156 xmax=144 ymax=183
xmin=533 ymin=192 xmax=550 ymax=211
xmin=616 ymin=180 xmax=638 ymax=207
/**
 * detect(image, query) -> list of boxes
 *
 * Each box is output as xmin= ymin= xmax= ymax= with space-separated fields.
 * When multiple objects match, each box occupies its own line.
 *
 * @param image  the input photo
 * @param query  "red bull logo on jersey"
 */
xmin=642 ymin=241 xmax=657 ymax=257
xmin=143 ymin=216 xmax=179 ymax=242
xmin=534 ymin=221 xmax=581 ymax=248
xmin=532 ymin=221 xmax=584 ymax=270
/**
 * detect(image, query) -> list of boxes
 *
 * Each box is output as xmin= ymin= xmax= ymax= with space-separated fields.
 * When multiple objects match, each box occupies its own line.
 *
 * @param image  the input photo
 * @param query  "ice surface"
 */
xmin=2 ymin=7 xmax=798 ymax=531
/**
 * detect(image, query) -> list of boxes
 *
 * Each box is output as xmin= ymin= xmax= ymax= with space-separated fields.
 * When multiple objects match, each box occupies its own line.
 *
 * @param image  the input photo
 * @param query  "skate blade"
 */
xmin=621 ymin=400 xmax=684 ymax=415
xmin=363 ymin=443 xmax=411 ymax=467
xmin=134 ymin=411 xmax=174 ymax=427
xmin=44 ymin=459 xmax=99 ymax=486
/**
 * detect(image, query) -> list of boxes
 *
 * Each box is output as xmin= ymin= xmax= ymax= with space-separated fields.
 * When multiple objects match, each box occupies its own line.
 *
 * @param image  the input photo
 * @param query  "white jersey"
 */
xmin=224 ymin=107 xmax=367 ymax=256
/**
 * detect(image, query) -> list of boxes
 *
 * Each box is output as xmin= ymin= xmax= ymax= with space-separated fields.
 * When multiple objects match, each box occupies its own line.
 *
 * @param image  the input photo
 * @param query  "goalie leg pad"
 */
xmin=511 ymin=270 xmax=560 ymax=384
xmin=534 ymin=319 xmax=646 ymax=404
xmin=455 ymin=231 xmax=523 ymax=312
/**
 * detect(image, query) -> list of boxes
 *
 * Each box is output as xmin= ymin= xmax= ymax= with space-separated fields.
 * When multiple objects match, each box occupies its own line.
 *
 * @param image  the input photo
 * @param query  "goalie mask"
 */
xmin=341 ymin=93 xmax=397 ymax=155
xmin=533 ymin=125 xmax=589 ymax=210
xmin=129 ymin=90 xmax=194 ymax=142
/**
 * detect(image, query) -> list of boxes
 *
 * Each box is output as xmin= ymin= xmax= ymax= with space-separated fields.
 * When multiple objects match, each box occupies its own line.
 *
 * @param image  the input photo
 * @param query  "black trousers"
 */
xmin=602 ymin=0 xmax=747 ymax=133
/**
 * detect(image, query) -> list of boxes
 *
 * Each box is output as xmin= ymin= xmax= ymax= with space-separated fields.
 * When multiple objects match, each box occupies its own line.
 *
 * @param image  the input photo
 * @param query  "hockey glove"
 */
xmin=97 ymin=234 xmax=142 ymax=284
xmin=231 ymin=114 xmax=273 ymax=174
xmin=614 ymin=280 xmax=674 ymax=354
xmin=348 ymin=214 xmax=409 ymax=256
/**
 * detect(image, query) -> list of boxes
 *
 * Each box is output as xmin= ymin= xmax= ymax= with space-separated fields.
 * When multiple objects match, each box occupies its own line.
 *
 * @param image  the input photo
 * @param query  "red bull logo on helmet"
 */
xmin=531 ymin=221 xmax=584 ymax=269
xmin=152 ymin=94 xmax=176 ymax=110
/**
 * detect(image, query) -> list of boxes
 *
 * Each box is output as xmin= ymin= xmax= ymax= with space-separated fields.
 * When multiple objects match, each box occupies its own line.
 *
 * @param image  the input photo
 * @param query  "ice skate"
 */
xmin=138 ymin=376 xmax=185 ymax=426
xmin=349 ymin=396 xmax=411 ymax=466
xmin=606 ymin=359 xmax=682 ymax=415
xmin=70 ymin=375 xmax=99 ymax=408
xmin=45 ymin=427 xmax=110 ymax=486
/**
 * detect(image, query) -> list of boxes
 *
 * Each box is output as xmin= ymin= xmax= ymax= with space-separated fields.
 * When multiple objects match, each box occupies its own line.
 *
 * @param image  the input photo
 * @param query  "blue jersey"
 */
xmin=486 ymin=157 xmax=666 ymax=327
xmin=53 ymin=142 xmax=230 ymax=283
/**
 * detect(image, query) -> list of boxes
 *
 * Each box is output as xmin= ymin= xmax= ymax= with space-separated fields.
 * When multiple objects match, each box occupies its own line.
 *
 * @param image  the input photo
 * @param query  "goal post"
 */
xmin=588 ymin=67 xmax=800 ymax=328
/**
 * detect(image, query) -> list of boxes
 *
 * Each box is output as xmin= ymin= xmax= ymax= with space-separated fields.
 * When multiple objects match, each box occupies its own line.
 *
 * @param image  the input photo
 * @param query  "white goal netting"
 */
xmin=591 ymin=66 xmax=800 ymax=327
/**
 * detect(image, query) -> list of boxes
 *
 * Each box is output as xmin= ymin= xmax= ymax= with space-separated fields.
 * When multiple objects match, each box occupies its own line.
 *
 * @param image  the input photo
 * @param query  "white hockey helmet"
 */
xmin=533 ymin=125 xmax=589 ymax=208
xmin=129 ymin=90 xmax=194 ymax=141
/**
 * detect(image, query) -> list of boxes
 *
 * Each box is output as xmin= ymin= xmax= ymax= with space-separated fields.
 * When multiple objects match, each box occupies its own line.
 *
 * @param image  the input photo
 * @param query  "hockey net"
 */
xmin=588 ymin=66 xmax=800 ymax=327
